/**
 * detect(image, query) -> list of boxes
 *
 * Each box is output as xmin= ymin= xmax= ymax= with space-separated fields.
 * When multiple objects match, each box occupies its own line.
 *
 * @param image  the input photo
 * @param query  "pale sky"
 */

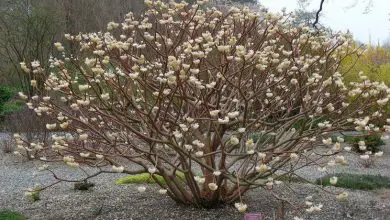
xmin=260 ymin=0 xmax=390 ymax=45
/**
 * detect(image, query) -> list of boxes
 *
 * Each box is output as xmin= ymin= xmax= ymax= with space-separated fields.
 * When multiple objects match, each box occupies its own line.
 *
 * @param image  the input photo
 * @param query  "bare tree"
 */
xmin=297 ymin=0 xmax=375 ymax=27
xmin=0 ymin=0 xmax=60 ymax=93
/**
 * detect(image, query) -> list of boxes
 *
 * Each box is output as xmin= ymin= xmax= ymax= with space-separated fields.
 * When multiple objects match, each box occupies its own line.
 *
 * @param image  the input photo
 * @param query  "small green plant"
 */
xmin=360 ymin=133 xmax=385 ymax=153
xmin=74 ymin=181 xmax=95 ymax=190
xmin=316 ymin=173 xmax=390 ymax=190
xmin=116 ymin=172 xmax=186 ymax=185
xmin=30 ymin=191 xmax=40 ymax=201
xmin=0 ymin=210 xmax=26 ymax=220
xmin=332 ymin=133 xmax=384 ymax=153
xmin=25 ymin=187 xmax=41 ymax=202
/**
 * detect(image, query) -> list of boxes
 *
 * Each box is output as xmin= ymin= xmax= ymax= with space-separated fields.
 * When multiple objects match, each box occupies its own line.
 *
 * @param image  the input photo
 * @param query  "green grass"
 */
xmin=116 ymin=172 xmax=186 ymax=185
xmin=316 ymin=173 xmax=390 ymax=190
xmin=0 ymin=210 xmax=26 ymax=220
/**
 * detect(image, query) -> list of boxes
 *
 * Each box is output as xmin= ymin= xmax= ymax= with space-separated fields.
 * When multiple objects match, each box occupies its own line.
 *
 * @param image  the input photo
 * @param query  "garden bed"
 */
xmin=1 ymin=137 xmax=390 ymax=219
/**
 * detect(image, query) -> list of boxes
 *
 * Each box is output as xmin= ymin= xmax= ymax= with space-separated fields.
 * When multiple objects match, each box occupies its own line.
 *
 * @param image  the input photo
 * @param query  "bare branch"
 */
xmin=313 ymin=0 xmax=326 ymax=28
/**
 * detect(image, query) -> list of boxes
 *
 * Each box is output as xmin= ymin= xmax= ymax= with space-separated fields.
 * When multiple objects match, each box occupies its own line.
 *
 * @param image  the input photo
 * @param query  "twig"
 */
xmin=313 ymin=0 xmax=326 ymax=28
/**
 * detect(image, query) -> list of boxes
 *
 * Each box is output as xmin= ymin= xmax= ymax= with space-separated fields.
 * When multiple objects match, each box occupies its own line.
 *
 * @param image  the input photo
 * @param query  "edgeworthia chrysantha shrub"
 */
xmin=14 ymin=0 xmax=387 ymax=216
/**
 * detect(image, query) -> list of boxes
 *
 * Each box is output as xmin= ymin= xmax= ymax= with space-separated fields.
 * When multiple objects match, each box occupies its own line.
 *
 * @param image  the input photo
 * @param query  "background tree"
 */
xmin=0 ymin=0 xmax=147 ymax=130
xmin=297 ymin=0 xmax=376 ymax=27
xmin=0 ymin=0 xmax=60 ymax=94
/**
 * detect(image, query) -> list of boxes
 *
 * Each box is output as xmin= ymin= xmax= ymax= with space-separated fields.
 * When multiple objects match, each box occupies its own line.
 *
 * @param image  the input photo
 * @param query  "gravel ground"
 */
xmin=1 ymin=134 xmax=390 ymax=220
xmin=295 ymin=141 xmax=390 ymax=181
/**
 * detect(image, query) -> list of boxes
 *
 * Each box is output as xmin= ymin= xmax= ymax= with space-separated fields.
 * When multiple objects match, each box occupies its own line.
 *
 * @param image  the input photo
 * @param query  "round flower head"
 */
xmin=336 ymin=192 xmax=348 ymax=201
xmin=329 ymin=176 xmax=338 ymax=185
xmin=234 ymin=202 xmax=248 ymax=213
xmin=208 ymin=183 xmax=218 ymax=191
xmin=229 ymin=136 xmax=240 ymax=145
xmin=158 ymin=189 xmax=167 ymax=195
xmin=213 ymin=170 xmax=221 ymax=176
xmin=112 ymin=165 xmax=124 ymax=173
xmin=148 ymin=167 xmax=157 ymax=174
xmin=138 ymin=186 xmax=146 ymax=193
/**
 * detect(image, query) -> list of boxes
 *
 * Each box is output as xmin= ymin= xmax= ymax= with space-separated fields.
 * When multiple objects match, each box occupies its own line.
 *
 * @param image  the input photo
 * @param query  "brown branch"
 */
xmin=313 ymin=0 xmax=326 ymax=28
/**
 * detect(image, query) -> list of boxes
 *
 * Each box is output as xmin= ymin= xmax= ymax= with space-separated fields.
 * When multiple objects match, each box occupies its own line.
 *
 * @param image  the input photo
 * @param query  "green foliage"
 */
xmin=0 ymin=210 xmax=26 ymax=220
xmin=292 ymin=118 xmax=307 ymax=130
xmin=292 ymin=117 xmax=327 ymax=131
xmin=274 ymin=174 xmax=311 ymax=183
xmin=333 ymin=133 xmax=384 ymax=153
xmin=342 ymin=46 xmax=390 ymax=84
xmin=0 ymin=86 xmax=12 ymax=116
xmin=317 ymin=173 xmax=390 ymax=190
xmin=74 ymin=181 xmax=95 ymax=190
xmin=360 ymin=133 xmax=384 ymax=152
xmin=0 ymin=86 xmax=24 ymax=118
xmin=341 ymin=45 xmax=390 ymax=119
xmin=26 ymin=190 xmax=40 ymax=202
xmin=116 ymin=172 xmax=186 ymax=185
xmin=249 ymin=132 xmax=270 ymax=144
xmin=30 ymin=192 xmax=40 ymax=201
xmin=0 ymin=86 xmax=12 ymax=103
xmin=2 ymin=100 xmax=24 ymax=116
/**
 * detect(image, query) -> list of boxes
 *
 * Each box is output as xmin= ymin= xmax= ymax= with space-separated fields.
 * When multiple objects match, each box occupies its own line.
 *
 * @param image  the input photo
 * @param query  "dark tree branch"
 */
xmin=313 ymin=0 xmax=325 ymax=28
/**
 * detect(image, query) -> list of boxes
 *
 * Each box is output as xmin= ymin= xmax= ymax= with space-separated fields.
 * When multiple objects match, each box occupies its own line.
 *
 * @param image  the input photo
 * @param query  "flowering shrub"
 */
xmin=14 ymin=0 xmax=388 ymax=215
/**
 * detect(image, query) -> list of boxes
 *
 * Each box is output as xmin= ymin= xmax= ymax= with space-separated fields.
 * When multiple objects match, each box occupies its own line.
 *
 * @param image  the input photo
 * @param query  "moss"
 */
xmin=316 ymin=173 xmax=390 ymax=190
xmin=0 ymin=210 xmax=26 ymax=220
xmin=116 ymin=172 xmax=186 ymax=185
